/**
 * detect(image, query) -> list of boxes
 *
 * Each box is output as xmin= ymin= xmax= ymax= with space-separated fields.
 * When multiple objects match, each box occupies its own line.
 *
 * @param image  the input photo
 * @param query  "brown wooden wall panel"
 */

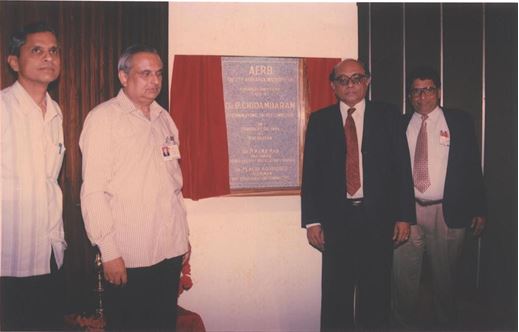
xmin=358 ymin=3 xmax=517 ymax=329
xmin=369 ymin=3 xmax=404 ymax=111
xmin=443 ymin=3 xmax=483 ymax=142
xmin=120 ymin=2 xmax=169 ymax=109
xmin=357 ymin=3 xmax=370 ymax=75
xmin=443 ymin=3 xmax=484 ymax=294
xmin=404 ymin=3 xmax=441 ymax=112
xmin=0 ymin=1 xmax=168 ymax=313
xmin=482 ymin=4 xmax=518 ymax=328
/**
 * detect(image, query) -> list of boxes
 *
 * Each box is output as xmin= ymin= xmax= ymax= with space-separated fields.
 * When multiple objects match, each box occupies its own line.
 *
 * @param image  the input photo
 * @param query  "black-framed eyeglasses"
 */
xmin=409 ymin=86 xmax=437 ymax=97
xmin=333 ymin=74 xmax=369 ymax=86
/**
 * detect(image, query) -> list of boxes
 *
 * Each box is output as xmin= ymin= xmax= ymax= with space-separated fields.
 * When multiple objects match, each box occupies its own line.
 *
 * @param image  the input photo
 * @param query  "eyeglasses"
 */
xmin=409 ymin=86 xmax=437 ymax=97
xmin=136 ymin=69 xmax=163 ymax=80
xmin=333 ymin=74 xmax=369 ymax=86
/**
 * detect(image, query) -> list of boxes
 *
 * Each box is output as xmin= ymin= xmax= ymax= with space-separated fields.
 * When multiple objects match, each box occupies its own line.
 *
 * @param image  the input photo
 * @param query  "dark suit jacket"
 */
xmin=404 ymin=108 xmax=486 ymax=228
xmin=301 ymin=101 xmax=416 ymax=233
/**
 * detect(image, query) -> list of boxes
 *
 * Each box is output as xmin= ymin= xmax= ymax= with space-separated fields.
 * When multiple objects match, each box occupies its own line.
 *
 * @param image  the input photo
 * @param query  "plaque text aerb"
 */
xmin=222 ymin=57 xmax=303 ymax=193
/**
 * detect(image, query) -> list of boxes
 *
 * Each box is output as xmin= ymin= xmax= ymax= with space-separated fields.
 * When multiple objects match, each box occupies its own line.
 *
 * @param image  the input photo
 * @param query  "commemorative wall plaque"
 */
xmin=222 ymin=57 xmax=302 ymax=191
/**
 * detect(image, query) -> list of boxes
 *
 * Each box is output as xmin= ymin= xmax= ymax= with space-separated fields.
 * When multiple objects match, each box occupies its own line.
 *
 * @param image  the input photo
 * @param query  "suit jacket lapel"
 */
xmin=331 ymin=103 xmax=345 ymax=153
xmin=442 ymin=107 xmax=457 ymax=167
xmin=403 ymin=111 xmax=413 ymax=128
xmin=362 ymin=101 xmax=374 ymax=154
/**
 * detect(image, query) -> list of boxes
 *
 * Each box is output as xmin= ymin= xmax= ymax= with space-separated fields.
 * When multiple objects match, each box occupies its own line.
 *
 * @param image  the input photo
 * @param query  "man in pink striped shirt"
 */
xmin=1 ymin=22 xmax=66 ymax=330
xmin=80 ymin=45 xmax=190 ymax=330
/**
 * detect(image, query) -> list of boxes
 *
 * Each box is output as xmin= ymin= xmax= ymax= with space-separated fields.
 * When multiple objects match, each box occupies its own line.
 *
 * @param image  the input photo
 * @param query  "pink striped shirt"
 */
xmin=1 ymin=81 xmax=66 ymax=277
xmin=79 ymin=90 xmax=189 ymax=268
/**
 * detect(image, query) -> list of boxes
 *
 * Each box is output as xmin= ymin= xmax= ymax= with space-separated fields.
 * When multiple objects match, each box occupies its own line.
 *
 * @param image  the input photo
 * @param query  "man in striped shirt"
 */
xmin=80 ymin=45 xmax=189 ymax=330
xmin=1 ymin=22 xmax=66 ymax=330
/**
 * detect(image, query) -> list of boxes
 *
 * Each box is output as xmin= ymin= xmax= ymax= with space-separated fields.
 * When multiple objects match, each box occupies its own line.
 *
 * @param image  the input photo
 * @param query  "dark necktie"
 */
xmin=413 ymin=114 xmax=431 ymax=193
xmin=345 ymin=108 xmax=360 ymax=195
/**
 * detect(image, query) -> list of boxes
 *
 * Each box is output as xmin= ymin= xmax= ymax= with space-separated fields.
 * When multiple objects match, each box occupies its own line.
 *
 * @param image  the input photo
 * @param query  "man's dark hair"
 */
xmin=329 ymin=58 xmax=371 ymax=82
xmin=9 ymin=22 xmax=57 ymax=56
xmin=118 ymin=44 xmax=159 ymax=73
xmin=407 ymin=66 xmax=441 ymax=93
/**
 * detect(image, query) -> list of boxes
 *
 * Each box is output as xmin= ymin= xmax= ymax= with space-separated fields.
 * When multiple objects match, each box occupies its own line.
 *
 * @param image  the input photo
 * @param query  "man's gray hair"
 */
xmin=117 ymin=45 xmax=159 ymax=73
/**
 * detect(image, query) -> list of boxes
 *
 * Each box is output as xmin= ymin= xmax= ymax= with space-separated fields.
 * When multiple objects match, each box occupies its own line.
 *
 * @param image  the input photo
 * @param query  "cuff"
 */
xmin=97 ymin=236 xmax=121 ymax=262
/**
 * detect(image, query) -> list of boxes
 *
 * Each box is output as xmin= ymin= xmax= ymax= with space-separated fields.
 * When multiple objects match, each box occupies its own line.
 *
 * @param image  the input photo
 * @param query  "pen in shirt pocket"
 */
xmin=58 ymin=143 xmax=63 ymax=154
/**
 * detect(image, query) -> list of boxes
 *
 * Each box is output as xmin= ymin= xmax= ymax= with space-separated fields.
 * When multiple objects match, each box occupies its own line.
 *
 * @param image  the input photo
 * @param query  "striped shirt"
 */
xmin=79 ymin=90 xmax=189 ymax=268
xmin=1 ymin=81 xmax=66 ymax=277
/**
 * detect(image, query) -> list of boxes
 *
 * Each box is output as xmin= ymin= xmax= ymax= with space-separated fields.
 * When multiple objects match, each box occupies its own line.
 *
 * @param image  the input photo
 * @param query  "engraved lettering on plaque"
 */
xmin=222 ymin=57 xmax=300 ymax=190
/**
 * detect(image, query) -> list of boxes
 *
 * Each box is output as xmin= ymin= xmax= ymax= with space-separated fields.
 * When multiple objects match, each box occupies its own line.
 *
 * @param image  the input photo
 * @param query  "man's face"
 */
xmin=119 ymin=52 xmax=163 ymax=107
xmin=409 ymin=79 xmax=441 ymax=115
xmin=8 ymin=32 xmax=61 ymax=87
xmin=330 ymin=60 xmax=371 ymax=107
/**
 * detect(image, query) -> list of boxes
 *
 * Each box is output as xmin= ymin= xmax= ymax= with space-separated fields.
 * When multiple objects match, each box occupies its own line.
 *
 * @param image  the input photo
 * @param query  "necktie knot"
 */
xmin=348 ymin=108 xmax=356 ymax=116
xmin=421 ymin=114 xmax=428 ymax=122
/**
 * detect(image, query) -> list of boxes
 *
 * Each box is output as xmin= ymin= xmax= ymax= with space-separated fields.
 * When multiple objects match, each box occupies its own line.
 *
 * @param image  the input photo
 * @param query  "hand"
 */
xmin=182 ymin=242 xmax=192 ymax=265
xmin=103 ymin=257 xmax=127 ymax=286
xmin=471 ymin=216 xmax=486 ymax=236
xmin=393 ymin=221 xmax=410 ymax=247
xmin=307 ymin=225 xmax=325 ymax=252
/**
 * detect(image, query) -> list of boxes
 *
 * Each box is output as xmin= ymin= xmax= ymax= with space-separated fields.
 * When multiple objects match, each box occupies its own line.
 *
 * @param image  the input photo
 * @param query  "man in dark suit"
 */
xmin=301 ymin=59 xmax=415 ymax=331
xmin=392 ymin=66 xmax=486 ymax=329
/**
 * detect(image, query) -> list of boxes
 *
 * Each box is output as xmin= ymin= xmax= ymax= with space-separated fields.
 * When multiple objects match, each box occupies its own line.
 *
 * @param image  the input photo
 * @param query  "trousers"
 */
xmin=392 ymin=202 xmax=465 ymax=328
xmin=0 ymin=251 xmax=64 ymax=330
xmin=321 ymin=202 xmax=393 ymax=331
xmin=104 ymin=256 xmax=183 ymax=331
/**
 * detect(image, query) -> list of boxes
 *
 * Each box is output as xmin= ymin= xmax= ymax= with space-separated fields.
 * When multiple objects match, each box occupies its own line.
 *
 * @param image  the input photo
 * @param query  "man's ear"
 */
xmin=7 ymin=55 xmax=20 ymax=73
xmin=330 ymin=81 xmax=336 ymax=93
xmin=118 ymin=70 xmax=128 ymax=87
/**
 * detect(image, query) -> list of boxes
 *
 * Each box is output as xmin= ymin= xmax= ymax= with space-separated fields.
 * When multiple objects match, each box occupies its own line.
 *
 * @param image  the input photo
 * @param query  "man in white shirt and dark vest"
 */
xmin=80 ymin=45 xmax=190 ymax=330
xmin=392 ymin=66 xmax=486 ymax=329
xmin=0 ymin=22 xmax=66 ymax=330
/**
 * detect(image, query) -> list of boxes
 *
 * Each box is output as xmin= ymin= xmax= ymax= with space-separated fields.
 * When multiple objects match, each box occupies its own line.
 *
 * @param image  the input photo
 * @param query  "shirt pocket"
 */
xmin=50 ymin=143 xmax=65 ymax=179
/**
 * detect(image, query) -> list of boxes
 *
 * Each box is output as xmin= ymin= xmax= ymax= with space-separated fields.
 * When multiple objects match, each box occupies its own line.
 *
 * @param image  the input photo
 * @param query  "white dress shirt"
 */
xmin=1 ymin=81 xmax=66 ymax=277
xmin=407 ymin=107 xmax=450 ymax=200
xmin=79 ymin=90 xmax=189 ymax=268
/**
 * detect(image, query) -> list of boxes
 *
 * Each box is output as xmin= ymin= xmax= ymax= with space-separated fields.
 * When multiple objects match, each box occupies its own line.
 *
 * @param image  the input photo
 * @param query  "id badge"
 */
xmin=162 ymin=145 xmax=174 ymax=161
xmin=162 ymin=136 xmax=181 ymax=160
xmin=439 ymin=130 xmax=450 ymax=146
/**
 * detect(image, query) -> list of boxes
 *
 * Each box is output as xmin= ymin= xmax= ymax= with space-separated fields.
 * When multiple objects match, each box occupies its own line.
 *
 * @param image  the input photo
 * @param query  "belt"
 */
xmin=415 ymin=198 xmax=443 ymax=206
xmin=346 ymin=198 xmax=364 ymax=207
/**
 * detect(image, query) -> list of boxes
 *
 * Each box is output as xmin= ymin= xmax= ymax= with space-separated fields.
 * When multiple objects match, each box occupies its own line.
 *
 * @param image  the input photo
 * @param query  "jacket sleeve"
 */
xmin=392 ymin=109 xmax=416 ymax=224
xmin=464 ymin=113 xmax=487 ymax=217
xmin=301 ymin=112 xmax=323 ymax=228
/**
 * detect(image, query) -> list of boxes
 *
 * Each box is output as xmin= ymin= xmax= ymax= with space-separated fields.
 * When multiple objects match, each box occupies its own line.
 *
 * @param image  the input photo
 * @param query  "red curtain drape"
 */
xmin=170 ymin=55 xmax=230 ymax=200
xmin=170 ymin=56 xmax=340 ymax=200
xmin=304 ymin=57 xmax=341 ymax=112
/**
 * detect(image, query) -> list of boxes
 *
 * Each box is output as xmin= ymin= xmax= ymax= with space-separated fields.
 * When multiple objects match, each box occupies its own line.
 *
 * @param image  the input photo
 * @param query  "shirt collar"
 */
xmin=340 ymin=99 xmax=366 ymax=117
xmin=413 ymin=105 xmax=442 ymax=122
xmin=116 ymin=89 xmax=164 ymax=120
xmin=44 ymin=93 xmax=61 ymax=122
xmin=12 ymin=81 xmax=62 ymax=120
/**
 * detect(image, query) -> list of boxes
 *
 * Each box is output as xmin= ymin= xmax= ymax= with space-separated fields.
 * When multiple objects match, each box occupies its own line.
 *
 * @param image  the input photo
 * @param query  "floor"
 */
xmin=397 ymin=256 xmax=516 ymax=332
